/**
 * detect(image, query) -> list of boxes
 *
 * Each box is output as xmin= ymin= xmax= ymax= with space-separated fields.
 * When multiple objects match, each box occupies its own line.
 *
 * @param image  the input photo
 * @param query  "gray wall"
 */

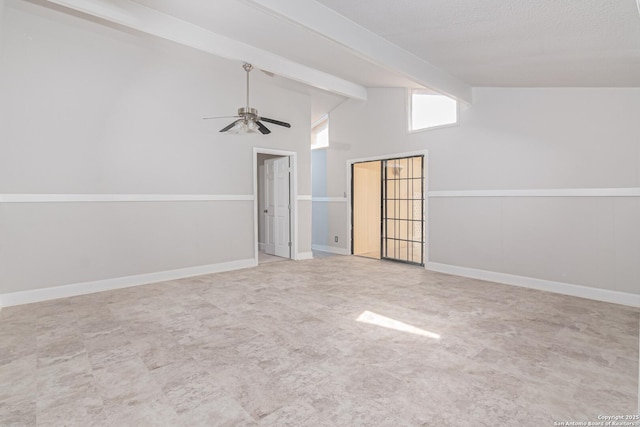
xmin=0 ymin=0 xmax=312 ymax=296
xmin=311 ymin=149 xmax=329 ymax=247
xmin=1 ymin=201 xmax=254 ymax=292
xmin=317 ymin=87 xmax=640 ymax=295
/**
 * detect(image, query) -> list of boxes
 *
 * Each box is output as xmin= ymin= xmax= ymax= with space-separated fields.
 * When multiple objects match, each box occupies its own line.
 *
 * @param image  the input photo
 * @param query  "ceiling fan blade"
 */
xmin=219 ymin=119 xmax=242 ymax=133
xmin=203 ymin=115 xmax=241 ymax=120
xmin=255 ymin=121 xmax=271 ymax=135
xmin=259 ymin=117 xmax=291 ymax=128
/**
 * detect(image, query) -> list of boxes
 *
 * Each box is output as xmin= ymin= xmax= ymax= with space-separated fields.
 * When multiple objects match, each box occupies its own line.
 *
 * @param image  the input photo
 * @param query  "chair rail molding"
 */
xmin=428 ymin=188 xmax=640 ymax=198
xmin=0 ymin=194 xmax=255 ymax=203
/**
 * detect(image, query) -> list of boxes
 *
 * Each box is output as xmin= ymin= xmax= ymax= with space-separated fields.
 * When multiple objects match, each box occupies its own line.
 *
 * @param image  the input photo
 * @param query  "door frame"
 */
xmin=253 ymin=147 xmax=297 ymax=264
xmin=346 ymin=149 xmax=429 ymax=268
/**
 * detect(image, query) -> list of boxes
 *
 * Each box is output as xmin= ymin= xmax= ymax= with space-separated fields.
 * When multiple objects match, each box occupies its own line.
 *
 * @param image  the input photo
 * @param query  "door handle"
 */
xmin=264 ymin=209 xmax=268 ymax=213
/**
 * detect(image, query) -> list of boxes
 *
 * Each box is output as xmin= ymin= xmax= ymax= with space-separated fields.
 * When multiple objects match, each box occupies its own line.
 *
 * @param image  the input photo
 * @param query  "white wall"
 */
xmin=318 ymin=87 xmax=640 ymax=299
xmin=0 ymin=0 xmax=312 ymax=300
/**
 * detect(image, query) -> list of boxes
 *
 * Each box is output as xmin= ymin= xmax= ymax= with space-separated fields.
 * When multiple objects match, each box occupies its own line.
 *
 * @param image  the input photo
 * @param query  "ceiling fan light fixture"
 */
xmin=203 ymin=62 xmax=291 ymax=135
xmin=229 ymin=118 xmax=258 ymax=134
xmin=228 ymin=120 xmax=245 ymax=135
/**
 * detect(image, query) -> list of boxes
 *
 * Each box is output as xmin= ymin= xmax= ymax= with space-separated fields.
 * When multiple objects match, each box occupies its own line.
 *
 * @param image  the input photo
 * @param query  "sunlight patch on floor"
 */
xmin=356 ymin=310 xmax=440 ymax=339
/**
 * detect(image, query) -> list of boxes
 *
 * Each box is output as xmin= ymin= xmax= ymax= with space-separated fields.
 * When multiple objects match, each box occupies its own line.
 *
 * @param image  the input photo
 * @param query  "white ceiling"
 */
xmin=31 ymin=0 xmax=640 ymax=103
xmin=315 ymin=0 xmax=640 ymax=87
xmin=132 ymin=0 xmax=420 ymax=89
xmin=132 ymin=0 xmax=640 ymax=88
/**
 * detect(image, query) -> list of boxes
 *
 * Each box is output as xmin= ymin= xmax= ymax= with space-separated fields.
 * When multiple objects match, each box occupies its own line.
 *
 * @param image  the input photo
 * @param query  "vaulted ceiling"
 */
xmin=26 ymin=0 xmax=640 ymax=106
xmin=316 ymin=0 xmax=640 ymax=87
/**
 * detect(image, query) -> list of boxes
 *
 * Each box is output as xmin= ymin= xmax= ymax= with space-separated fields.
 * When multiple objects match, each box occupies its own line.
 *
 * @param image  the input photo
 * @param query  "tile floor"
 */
xmin=1 ymin=255 xmax=638 ymax=426
xmin=257 ymin=251 xmax=289 ymax=265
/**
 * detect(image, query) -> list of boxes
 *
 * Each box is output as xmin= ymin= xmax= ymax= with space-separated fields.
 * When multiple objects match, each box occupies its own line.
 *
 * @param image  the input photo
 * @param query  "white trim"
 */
xmin=296 ymin=251 xmax=314 ymax=260
xmin=42 ymin=0 xmax=367 ymax=100
xmin=0 ymin=258 xmax=257 ymax=307
xmin=312 ymin=197 xmax=347 ymax=202
xmin=297 ymin=195 xmax=312 ymax=201
xmin=0 ymin=194 xmax=255 ymax=203
xmin=253 ymin=148 xmax=298 ymax=267
xmin=428 ymin=188 xmax=640 ymax=198
xmin=244 ymin=0 xmax=472 ymax=103
xmin=311 ymin=244 xmax=349 ymax=255
xmin=426 ymin=262 xmax=640 ymax=308
xmin=348 ymin=149 xmax=432 ymax=165
xmin=408 ymin=122 xmax=458 ymax=134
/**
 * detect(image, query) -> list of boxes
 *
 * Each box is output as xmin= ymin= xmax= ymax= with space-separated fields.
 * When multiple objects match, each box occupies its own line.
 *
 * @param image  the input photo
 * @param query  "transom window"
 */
xmin=311 ymin=116 xmax=329 ymax=149
xmin=410 ymin=90 xmax=457 ymax=132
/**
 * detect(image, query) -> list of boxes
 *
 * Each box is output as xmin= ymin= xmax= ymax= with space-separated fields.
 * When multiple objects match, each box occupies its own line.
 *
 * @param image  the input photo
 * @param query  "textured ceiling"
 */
xmin=109 ymin=0 xmax=640 ymax=88
xmin=316 ymin=0 xmax=640 ymax=86
xmin=132 ymin=0 xmax=419 ymax=88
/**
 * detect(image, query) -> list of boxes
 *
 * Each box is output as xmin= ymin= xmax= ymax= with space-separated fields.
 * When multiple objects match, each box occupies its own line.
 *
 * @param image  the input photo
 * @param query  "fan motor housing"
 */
xmin=238 ymin=107 xmax=258 ymax=118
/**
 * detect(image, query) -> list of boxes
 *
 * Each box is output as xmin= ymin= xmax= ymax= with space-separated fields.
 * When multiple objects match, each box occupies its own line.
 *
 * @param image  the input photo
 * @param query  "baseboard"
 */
xmin=0 ymin=258 xmax=257 ymax=308
xmin=258 ymin=242 xmax=266 ymax=252
xmin=296 ymin=252 xmax=314 ymax=260
xmin=426 ymin=262 xmax=640 ymax=308
xmin=311 ymin=244 xmax=349 ymax=255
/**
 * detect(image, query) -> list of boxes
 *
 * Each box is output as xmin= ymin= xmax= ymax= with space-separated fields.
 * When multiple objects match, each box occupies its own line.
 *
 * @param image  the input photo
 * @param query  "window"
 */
xmin=410 ymin=90 xmax=457 ymax=131
xmin=311 ymin=116 xmax=329 ymax=149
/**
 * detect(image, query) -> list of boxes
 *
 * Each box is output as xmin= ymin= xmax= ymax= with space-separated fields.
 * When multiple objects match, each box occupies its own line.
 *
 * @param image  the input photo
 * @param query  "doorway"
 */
xmin=352 ymin=161 xmax=382 ymax=259
xmin=351 ymin=155 xmax=425 ymax=266
xmin=256 ymin=151 xmax=293 ymax=264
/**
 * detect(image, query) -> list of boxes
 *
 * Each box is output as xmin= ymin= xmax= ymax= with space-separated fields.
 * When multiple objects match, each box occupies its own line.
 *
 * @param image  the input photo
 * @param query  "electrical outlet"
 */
xmin=334 ymin=236 xmax=339 ymax=243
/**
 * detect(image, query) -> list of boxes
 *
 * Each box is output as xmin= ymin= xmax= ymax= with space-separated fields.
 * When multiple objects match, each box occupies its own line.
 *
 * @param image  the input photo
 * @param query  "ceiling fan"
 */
xmin=203 ymin=63 xmax=291 ymax=135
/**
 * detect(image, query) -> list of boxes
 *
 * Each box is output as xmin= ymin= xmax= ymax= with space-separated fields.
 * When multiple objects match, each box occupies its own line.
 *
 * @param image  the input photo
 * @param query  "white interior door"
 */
xmin=264 ymin=157 xmax=291 ymax=258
